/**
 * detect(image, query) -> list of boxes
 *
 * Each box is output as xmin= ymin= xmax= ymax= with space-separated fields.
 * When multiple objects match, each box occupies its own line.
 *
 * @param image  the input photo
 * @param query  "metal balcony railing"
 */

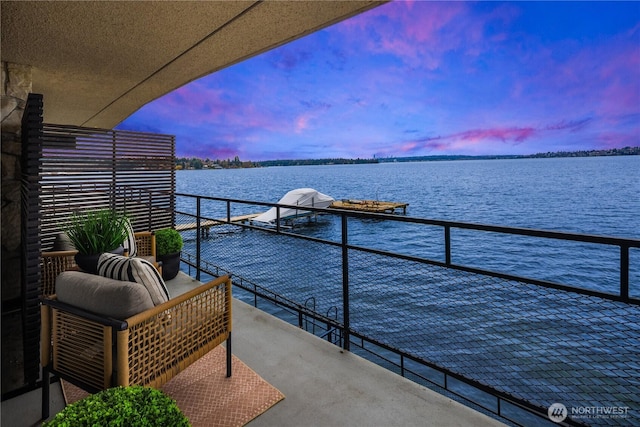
xmin=171 ymin=192 xmax=639 ymax=427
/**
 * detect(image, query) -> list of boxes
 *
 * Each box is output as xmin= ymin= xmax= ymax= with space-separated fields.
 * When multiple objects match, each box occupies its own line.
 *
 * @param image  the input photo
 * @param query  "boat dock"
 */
xmin=175 ymin=199 xmax=409 ymax=236
xmin=330 ymin=199 xmax=408 ymax=214
xmin=176 ymin=214 xmax=259 ymax=236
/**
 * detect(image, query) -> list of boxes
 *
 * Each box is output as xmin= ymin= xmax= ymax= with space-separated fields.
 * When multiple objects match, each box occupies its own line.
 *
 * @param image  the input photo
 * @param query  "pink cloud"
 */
xmin=336 ymin=2 xmax=469 ymax=69
xmin=456 ymin=127 xmax=537 ymax=144
xmin=544 ymin=118 xmax=593 ymax=133
xmin=391 ymin=116 xmax=602 ymax=156
xmin=145 ymin=82 xmax=228 ymax=123
xmin=398 ymin=141 xmax=419 ymax=152
xmin=295 ymin=114 xmax=311 ymax=133
xmin=342 ymin=1 xmax=521 ymax=71
xmin=143 ymin=75 xmax=304 ymax=141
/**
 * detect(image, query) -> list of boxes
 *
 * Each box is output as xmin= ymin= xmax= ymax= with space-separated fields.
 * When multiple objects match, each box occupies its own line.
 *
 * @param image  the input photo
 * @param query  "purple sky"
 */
xmin=117 ymin=1 xmax=640 ymax=161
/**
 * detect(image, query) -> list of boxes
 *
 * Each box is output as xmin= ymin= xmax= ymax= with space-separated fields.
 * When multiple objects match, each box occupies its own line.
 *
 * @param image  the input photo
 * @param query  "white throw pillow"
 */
xmin=122 ymin=218 xmax=137 ymax=257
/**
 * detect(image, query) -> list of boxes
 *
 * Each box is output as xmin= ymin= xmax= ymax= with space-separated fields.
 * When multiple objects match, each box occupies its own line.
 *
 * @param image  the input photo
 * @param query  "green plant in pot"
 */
xmin=42 ymin=385 xmax=189 ymax=426
xmin=66 ymin=209 xmax=129 ymax=274
xmin=155 ymin=227 xmax=184 ymax=280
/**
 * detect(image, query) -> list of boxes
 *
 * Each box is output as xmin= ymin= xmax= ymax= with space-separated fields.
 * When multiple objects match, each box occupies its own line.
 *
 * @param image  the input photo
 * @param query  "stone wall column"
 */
xmin=1 ymin=61 xmax=32 ymax=302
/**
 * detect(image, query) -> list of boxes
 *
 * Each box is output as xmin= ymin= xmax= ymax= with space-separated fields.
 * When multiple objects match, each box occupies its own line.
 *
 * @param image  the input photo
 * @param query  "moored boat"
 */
xmin=252 ymin=188 xmax=335 ymax=225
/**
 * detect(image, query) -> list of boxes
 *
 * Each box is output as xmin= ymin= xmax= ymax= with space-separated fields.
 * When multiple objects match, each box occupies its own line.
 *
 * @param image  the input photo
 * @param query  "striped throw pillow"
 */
xmin=122 ymin=219 xmax=137 ymax=257
xmin=97 ymin=253 xmax=170 ymax=305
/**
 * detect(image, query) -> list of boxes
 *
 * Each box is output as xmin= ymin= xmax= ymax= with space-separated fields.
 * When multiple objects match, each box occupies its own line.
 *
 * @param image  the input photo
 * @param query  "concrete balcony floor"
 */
xmin=2 ymin=273 xmax=505 ymax=427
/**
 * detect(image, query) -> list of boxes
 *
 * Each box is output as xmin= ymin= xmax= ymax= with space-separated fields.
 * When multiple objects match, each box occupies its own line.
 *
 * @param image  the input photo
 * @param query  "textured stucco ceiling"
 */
xmin=1 ymin=1 xmax=383 ymax=128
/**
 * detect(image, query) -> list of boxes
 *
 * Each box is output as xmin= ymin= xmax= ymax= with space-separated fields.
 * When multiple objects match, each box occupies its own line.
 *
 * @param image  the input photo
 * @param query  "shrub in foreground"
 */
xmin=43 ymin=385 xmax=190 ymax=426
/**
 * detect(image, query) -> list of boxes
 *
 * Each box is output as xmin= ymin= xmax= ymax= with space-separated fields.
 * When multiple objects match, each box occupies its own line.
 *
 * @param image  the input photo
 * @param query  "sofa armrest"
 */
xmin=118 ymin=275 xmax=232 ymax=387
xmin=41 ymin=295 xmax=130 ymax=329
xmin=41 ymin=250 xmax=79 ymax=296
xmin=133 ymin=231 xmax=156 ymax=257
xmin=40 ymin=294 xmax=129 ymax=392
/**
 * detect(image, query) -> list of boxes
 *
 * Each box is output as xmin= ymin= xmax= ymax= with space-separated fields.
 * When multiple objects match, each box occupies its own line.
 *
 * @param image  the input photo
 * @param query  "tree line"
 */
xmin=176 ymin=156 xmax=257 ymax=170
xmin=177 ymin=147 xmax=639 ymax=170
xmin=175 ymin=156 xmax=377 ymax=169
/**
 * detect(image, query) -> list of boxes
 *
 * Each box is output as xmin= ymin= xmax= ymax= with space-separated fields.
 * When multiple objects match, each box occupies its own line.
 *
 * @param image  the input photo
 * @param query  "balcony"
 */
xmin=5 ymin=191 xmax=639 ymax=426
xmin=6 ymin=119 xmax=638 ymax=427
xmin=2 ymin=272 xmax=505 ymax=427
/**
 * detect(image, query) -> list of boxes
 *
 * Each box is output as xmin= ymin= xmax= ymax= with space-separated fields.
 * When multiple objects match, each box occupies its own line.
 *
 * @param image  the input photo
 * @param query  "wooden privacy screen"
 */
xmin=40 ymin=123 xmax=176 ymax=250
xmin=21 ymin=94 xmax=44 ymax=386
xmin=20 ymin=94 xmax=176 ymax=385
xmin=20 ymin=95 xmax=176 ymax=386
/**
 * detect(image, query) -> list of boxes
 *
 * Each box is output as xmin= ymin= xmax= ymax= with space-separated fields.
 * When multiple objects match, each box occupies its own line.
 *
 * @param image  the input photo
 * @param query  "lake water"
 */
xmin=177 ymin=156 xmax=639 ymax=296
xmin=177 ymin=156 xmax=640 ymax=420
xmin=178 ymin=156 xmax=639 ymax=236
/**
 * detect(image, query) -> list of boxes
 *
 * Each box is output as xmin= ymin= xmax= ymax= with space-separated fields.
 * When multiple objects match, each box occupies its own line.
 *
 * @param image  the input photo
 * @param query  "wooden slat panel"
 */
xmin=40 ymin=123 xmax=176 ymax=250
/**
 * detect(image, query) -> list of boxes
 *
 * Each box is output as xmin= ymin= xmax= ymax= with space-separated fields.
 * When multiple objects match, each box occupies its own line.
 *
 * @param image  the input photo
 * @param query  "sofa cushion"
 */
xmin=51 ymin=232 xmax=76 ymax=251
xmin=56 ymin=271 xmax=154 ymax=319
xmin=97 ymin=253 xmax=170 ymax=305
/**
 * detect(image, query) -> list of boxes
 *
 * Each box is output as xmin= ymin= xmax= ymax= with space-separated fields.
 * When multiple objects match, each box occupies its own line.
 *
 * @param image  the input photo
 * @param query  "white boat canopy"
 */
xmin=253 ymin=188 xmax=335 ymax=224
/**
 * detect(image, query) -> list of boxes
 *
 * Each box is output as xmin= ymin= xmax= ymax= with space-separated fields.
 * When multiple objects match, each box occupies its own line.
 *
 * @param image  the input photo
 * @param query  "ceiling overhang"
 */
xmin=1 ymin=1 xmax=384 ymax=128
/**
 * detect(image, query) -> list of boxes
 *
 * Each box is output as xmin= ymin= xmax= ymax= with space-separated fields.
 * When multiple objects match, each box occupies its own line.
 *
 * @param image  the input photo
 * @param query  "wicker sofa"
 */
xmin=40 ymin=272 xmax=232 ymax=419
xmin=40 ymin=231 xmax=157 ymax=296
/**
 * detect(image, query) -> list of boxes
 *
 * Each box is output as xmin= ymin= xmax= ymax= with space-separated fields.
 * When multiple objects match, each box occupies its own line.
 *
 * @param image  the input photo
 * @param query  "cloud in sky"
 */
xmin=385 ymin=118 xmax=598 ymax=158
xmin=117 ymin=1 xmax=640 ymax=160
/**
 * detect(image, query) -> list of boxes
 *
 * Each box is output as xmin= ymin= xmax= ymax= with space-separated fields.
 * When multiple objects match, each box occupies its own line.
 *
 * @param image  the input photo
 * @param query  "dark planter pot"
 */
xmin=158 ymin=252 xmax=181 ymax=281
xmin=75 ymin=246 xmax=124 ymax=274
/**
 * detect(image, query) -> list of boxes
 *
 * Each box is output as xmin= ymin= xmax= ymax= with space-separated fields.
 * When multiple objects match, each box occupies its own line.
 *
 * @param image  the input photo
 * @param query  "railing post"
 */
xmin=341 ymin=213 xmax=350 ymax=351
xmin=226 ymin=200 xmax=231 ymax=223
xmin=196 ymin=196 xmax=202 ymax=281
xmin=621 ymin=245 xmax=629 ymax=302
xmin=445 ymin=225 xmax=451 ymax=265
xmin=147 ymin=190 xmax=152 ymax=230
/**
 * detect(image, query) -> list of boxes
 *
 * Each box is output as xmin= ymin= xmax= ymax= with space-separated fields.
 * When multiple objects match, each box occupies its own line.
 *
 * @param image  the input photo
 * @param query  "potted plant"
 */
xmin=65 ymin=209 xmax=129 ymax=274
xmin=155 ymin=227 xmax=183 ymax=280
xmin=43 ymin=385 xmax=189 ymax=426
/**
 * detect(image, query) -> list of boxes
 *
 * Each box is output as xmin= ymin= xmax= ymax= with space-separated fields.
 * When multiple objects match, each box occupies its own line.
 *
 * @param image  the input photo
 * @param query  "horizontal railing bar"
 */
xmin=349 ymin=340 xmax=516 ymax=424
xmin=345 ymin=242 xmax=640 ymax=305
xmin=176 ymin=206 xmax=639 ymax=305
xmin=348 ymin=328 xmax=588 ymax=426
xmin=175 ymin=192 xmax=640 ymax=248
xmin=174 ymin=190 xmax=638 ymax=304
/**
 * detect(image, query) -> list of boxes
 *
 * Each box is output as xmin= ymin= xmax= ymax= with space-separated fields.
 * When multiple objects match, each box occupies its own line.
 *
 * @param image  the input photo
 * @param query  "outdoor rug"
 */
xmin=61 ymin=346 xmax=285 ymax=427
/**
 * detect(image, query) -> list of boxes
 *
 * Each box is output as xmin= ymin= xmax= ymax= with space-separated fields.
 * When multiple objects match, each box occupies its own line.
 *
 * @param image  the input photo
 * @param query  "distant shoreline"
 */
xmin=176 ymin=146 xmax=639 ymax=170
xmin=377 ymin=146 xmax=640 ymax=164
